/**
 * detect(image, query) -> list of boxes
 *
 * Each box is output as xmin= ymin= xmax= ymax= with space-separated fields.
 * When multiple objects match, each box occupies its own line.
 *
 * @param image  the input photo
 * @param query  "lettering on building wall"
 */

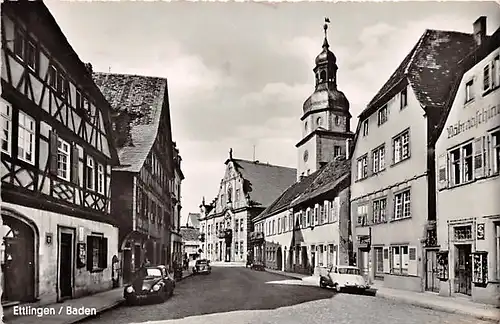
xmin=447 ymin=105 xmax=500 ymax=139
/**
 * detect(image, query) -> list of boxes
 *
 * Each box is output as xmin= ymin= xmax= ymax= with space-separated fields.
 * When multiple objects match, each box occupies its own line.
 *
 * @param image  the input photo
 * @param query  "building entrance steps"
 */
xmin=3 ymin=269 xmax=193 ymax=324
xmin=265 ymin=269 xmax=500 ymax=322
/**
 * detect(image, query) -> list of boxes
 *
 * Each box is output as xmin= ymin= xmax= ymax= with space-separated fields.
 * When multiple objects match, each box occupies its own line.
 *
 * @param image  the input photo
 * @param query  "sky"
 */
xmin=44 ymin=0 xmax=500 ymax=225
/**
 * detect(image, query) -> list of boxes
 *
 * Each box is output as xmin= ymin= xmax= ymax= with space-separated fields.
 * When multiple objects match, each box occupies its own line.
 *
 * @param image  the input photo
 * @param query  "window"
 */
xmin=240 ymin=219 xmax=244 ymax=231
xmin=363 ymin=120 xmax=369 ymax=136
xmin=314 ymin=207 xmax=318 ymax=224
xmin=393 ymin=130 xmax=410 ymax=164
xmin=334 ymin=145 xmax=341 ymax=157
xmin=13 ymin=29 xmax=24 ymax=60
xmin=86 ymin=234 xmax=108 ymax=271
xmin=484 ymin=64 xmax=491 ymax=92
xmin=400 ymin=87 xmax=408 ymax=109
xmin=394 ymin=189 xmax=411 ymax=220
xmin=235 ymin=189 xmax=240 ymax=202
xmin=283 ymin=215 xmax=287 ymax=231
xmin=335 ymin=116 xmax=341 ymax=126
xmin=306 ymin=209 xmax=311 ymax=226
xmin=86 ymin=156 xmax=95 ymax=190
xmin=1 ymin=102 xmax=12 ymax=154
xmin=235 ymin=242 xmax=239 ymax=254
xmin=494 ymin=56 xmax=500 ymax=89
xmin=357 ymin=204 xmax=368 ymax=226
xmin=240 ymin=241 xmax=243 ymax=255
xmin=235 ymin=220 xmax=239 ymax=232
xmin=375 ymin=247 xmax=384 ymax=274
xmin=372 ymin=198 xmax=387 ymax=224
xmin=391 ymin=245 xmax=409 ymax=274
xmin=26 ymin=41 xmax=37 ymax=71
xmin=97 ymin=164 xmax=104 ymax=194
xmin=272 ymin=220 xmax=275 ymax=234
xmin=17 ymin=111 xmax=35 ymax=164
xmin=48 ymin=66 xmax=57 ymax=89
xmin=356 ymin=155 xmax=368 ymax=180
xmin=377 ymin=105 xmax=388 ymax=126
xmin=449 ymin=141 xmax=474 ymax=186
xmin=57 ymin=138 xmax=70 ymax=180
xmin=372 ymin=145 xmax=385 ymax=173
xmin=492 ymin=130 xmax=500 ymax=175
xmin=465 ymin=80 xmax=474 ymax=103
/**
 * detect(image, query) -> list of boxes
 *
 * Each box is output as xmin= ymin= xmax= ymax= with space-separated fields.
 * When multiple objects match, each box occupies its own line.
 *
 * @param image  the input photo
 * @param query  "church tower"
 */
xmin=296 ymin=18 xmax=354 ymax=180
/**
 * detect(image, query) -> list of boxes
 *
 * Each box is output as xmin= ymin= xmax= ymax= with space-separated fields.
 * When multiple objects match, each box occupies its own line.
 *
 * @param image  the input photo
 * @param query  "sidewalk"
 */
xmin=265 ymin=268 xmax=500 ymax=322
xmin=3 ymin=270 xmax=193 ymax=324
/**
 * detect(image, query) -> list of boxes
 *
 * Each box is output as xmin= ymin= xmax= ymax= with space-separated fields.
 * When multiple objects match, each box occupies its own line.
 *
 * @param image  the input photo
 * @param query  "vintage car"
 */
xmin=192 ymin=259 xmax=211 ymax=274
xmin=319 ymin=265 xmax=369 ymax=292
xmin=123 ymin=265 xmax=175 ymax=305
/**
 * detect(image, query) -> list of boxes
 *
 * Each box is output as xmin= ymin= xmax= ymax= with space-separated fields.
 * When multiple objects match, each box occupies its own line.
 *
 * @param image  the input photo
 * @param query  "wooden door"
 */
xmin=455 ymin=244 xmax=472 ymax=295
xmin=425 ymin=250 xmax=439 ymax=292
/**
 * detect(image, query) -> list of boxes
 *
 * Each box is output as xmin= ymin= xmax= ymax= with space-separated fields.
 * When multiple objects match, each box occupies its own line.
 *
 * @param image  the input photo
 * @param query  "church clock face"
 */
xmin=303 ymin=150 xmax=309 ymax=162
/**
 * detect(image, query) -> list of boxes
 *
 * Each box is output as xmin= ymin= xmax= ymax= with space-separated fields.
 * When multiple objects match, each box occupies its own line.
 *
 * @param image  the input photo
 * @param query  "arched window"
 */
xmin=316 ymin=116 xmax=322 ymax=127
xmin=335 ymin=116 xmax=341 ymax=126
xmin=227 ymin=186 xmax=232 ymax=203
xmin=304 ymin=121 xmax=308 ymax=132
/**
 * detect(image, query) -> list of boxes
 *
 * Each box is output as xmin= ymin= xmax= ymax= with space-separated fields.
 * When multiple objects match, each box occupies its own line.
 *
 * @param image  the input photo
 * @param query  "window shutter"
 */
xmin=437 ymin=153 xmax=448 ymax=190
xmin=408 ymin=246 xmax=418 ymax=276
xmin=49 ymin=131 xmax=59 ymax=175
xmin=86 ymin=236 xmax=93 ymax=271
xmin=383 ymin=247 xmax=390 ymax=273
xmin=474 ymin=137 xmax=485 ymax=179
xmin=71 ymin=144 xmax=79 ymax=184
xmin=99 ymin=237 xmax=108 ymax=269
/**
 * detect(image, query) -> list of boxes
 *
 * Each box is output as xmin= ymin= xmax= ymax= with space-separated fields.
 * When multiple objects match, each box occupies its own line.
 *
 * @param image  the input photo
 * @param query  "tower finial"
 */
xmin=229 ymin=148 xmax=233 ymax=159
xmin=323 ymin=17 xmax=331 ymax=48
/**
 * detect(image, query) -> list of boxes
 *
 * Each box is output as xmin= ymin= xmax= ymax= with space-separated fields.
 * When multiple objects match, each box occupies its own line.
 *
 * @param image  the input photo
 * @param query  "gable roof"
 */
xmin=186 ymin=213 xmax=200 ymax=228
xmin=232 ymin=159 xmax=297 ymax=208
xmin=92 ymin=72 xmax=168 ymax=172
xmin=254 ymin=169 xmax=323 ymax=222
xmin=359 ymin=29 xmax=476 ymax=120
xmin=291 ymin=158 xmax=350 ymax=206
xmin=180 ymin=226 xmax=200 ymax=242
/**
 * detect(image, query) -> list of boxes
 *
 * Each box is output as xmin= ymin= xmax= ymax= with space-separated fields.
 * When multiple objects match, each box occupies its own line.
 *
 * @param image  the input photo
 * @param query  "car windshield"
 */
xmin=337 ymin=267 xmax=360 ymax=275
xmin=145 ymin=268 xmax=162 ymax=277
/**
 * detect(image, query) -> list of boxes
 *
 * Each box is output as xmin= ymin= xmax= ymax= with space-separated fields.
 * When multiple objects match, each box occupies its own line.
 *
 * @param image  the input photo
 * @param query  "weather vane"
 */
xmin=324 ymin=17 xmax=330 ymax=37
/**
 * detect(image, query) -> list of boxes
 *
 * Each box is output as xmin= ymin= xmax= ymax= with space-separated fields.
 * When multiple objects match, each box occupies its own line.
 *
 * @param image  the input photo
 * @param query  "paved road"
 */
xmin=82 ymin=266 xmax=490 ymax=324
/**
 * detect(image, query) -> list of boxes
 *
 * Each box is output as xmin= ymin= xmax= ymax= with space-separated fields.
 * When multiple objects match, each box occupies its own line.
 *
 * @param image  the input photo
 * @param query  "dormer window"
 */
xmin=465 ymin=80 xmax=474 ymax=103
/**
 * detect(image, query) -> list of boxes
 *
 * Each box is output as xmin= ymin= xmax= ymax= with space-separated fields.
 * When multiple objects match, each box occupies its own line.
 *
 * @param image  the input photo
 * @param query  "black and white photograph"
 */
xmin=0 ymin=0 xmax=499 ymax=323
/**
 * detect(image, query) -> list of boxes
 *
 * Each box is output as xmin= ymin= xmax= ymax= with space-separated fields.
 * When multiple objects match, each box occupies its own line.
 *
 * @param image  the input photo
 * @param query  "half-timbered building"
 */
xmin=1 ymin=1 xmax=119 ymax=306
xmin=92 ymin=72 xmax=176 ymax=284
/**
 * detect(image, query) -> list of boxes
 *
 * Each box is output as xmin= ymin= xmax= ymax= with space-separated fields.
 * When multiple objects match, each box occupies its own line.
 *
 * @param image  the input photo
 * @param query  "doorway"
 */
xmin=225 ymin=243 xmax=231 ymax=262
xmin=123 ymin=249 xmax=132 ymax=283
xmin=276 ymin=247 xmax=283 ymax=271
xmin=2 ymin=215 xmax=36 ymax=302
xmin=134 ymin=244 xmax=141 ymax=271
xmin=59 ymin=230 xmax=74 ymax=300
xmin=454 ymin=244 xmax=472 ymax=296
xmin=425 ymin=249 xmax=439 ymax=292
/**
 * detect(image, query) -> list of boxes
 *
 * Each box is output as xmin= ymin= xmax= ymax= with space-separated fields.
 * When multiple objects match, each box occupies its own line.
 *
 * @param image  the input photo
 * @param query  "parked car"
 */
xmin=251 ymin=261 xmax=265 ymax=271
xmin=123 ymin=265 xmax=175 ymax=305
xmin=192 ymin=259 xmax=211 ymax=274
xmin=319 ymin=265 xmax=369 ymax=293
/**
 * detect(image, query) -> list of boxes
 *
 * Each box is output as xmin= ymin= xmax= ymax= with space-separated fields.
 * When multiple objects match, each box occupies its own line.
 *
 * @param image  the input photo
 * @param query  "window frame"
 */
xmin=377 ymin=105 xmax=388 ymax=126
xmin=13 ymin=28 xmax=24 ymax=61
xmin=356 ymin=204 xmax=368 ymax=226
xmin=97 ymin=163 xmax=105 ymax=194
xmin=484 ymin=64 xmax=491 ymax=92
xmin=393 ymin=129 xmax=410 ymax=164
xmin=491 ymin=129 xmax=500 ymax=175
xmin=356 ymin=154 xmax=368 ymax=180
xmin=465 ymin=79 xmax=474 ymax=103
xmin=86 ymin=156 xmax=95 ymax=191
xmin=1 ymin=101 xmax=12 ymax=155
xmin=448 ymin=140 xmax=476 ymax=187
xmin=372 ymin=197 xmax=387 ymax=224
xmin=400 ymin=86 xmax=408 ymax=109
xmin=394 ymin=189 xmax=411 ymax=220
xmin=391 ymin=245 xmax=409 ymax=275
xmin=26 ymin=40 xmax=38 ymax=72
xmin=362 ymin=120 xmax=369 ymax=136
xmin=57 ymin=138 xmax=71 ymax=181
xmin=86 ymin=233 xmax=108 ymax=272
xmin=372 ymin=144 xmax=386 ymax=173
xmin=17 ymin=110 xmax=35 ymax=164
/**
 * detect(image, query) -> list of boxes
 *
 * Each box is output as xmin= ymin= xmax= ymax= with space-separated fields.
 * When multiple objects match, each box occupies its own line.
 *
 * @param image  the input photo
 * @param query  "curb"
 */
xmin=70 ymin=299 xmax=125 ymax=324
xmin=375 ymin=291 xmax=500 ymax=323
xmin=264 ymin=269 xmax=308 ymax=281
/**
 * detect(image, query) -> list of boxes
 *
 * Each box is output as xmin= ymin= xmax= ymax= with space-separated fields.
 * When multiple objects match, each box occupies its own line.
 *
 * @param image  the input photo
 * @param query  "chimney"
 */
xmin=473 ymin=16 xmax=487 ymax=46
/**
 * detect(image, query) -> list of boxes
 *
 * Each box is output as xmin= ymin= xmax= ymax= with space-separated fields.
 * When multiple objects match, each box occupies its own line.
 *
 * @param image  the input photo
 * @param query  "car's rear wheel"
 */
xmin=319 ymin=278 xmax=326 ymax=288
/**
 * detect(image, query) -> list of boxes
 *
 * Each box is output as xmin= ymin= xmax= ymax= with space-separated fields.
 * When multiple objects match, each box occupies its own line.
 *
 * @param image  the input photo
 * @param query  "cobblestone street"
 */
xmin=82 ymin=267 xmax=489 ymax=324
